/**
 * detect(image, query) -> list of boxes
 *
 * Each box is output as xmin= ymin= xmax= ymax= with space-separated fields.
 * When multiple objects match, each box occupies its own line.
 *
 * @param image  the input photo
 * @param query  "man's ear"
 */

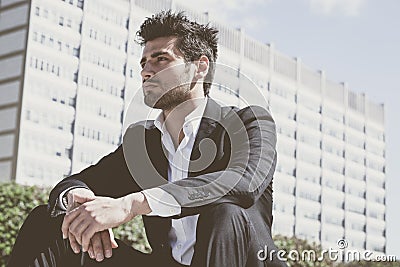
xmin=195 ymin=55 xmax=209 ymax=79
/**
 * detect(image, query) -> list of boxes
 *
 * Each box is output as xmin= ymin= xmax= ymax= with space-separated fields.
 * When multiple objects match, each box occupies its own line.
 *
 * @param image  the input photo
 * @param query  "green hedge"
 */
xmin=0 ymin=183 xmax=398 ymax=267
xmin=0 ymin=183 xmax=150 ymax=266
xmin=0 ymin=183 xmax=49 ymax=266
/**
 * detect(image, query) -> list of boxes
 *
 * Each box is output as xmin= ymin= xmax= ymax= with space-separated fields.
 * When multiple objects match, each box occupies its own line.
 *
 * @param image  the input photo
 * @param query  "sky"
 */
xmin=177 ymin=0 xmax=400 ymax=258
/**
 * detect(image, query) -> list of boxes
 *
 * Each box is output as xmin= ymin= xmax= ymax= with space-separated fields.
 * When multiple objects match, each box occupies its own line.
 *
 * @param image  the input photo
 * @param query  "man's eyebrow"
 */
xmin=140 ymin=51 xmax=170 ymax=65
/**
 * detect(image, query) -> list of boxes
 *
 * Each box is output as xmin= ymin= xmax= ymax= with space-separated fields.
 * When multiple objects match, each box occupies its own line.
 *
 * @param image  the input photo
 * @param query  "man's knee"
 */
xmin=192 ymin=204 xmax=252 ymax=266
xmin=24 ymin=205 xmax=49 ymax=224
xmin=29 ymin=204 xmax=48 ymax=217
xmin=18 ymin=204 xmax=58 ymax=238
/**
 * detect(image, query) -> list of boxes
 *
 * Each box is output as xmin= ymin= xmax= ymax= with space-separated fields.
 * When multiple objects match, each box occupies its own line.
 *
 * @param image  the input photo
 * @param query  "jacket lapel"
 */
xmin=146 ymin=128 xmax=169 ymax=181
xmin=189 ymin=98 xmax=223 ymax=176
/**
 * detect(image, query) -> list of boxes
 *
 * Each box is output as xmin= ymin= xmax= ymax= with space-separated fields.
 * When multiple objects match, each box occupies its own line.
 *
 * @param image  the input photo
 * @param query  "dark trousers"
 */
xmin=7 ymin=204 xmax=287 ymax=267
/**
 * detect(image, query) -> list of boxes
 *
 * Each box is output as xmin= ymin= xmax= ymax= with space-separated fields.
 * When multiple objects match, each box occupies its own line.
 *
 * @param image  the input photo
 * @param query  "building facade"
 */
xmin=0 ymin=0 xmax=386 ymax=256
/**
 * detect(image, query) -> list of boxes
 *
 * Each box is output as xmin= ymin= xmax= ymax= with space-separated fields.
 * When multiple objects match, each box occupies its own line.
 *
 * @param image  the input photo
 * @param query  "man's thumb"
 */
xmin=109 ymin=229 xmax=119 ymax=248
xmin=72 ymin=194 xmax=95 ymax=205
xmin=111 ymin=238 xmax=119 ymax=249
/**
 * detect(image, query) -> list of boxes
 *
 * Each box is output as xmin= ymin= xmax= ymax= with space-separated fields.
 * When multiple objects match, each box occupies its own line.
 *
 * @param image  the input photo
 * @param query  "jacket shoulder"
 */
xmin=223 ymin=104 xmax=274 ymax=123
xmin=127 ymin=120 xmax=156 ymax=130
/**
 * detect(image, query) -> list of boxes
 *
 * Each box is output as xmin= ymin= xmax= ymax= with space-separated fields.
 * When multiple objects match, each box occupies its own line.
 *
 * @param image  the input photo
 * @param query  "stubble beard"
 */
xmin=144 ymin=84 xmax=192 ymax=110
xmin=144 ymin=63 xmax=194 ymax=110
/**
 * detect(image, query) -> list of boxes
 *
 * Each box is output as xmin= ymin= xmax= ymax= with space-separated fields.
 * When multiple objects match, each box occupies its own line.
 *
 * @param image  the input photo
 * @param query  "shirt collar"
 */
xmin=154 ymin=97 xmax=208 ymax=138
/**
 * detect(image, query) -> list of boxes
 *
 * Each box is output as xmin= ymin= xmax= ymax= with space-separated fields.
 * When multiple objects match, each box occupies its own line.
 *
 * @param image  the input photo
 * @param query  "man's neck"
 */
xmin=163 ymin=96 xmax=206 ymax=148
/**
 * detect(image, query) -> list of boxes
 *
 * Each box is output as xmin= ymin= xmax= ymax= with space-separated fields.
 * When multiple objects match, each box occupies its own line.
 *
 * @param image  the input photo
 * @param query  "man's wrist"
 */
xmin=141 ymin=188 xmax=181 ymax=217
xmin=59 ymin=187 xmax=89 ymax=211
xmin=138 ymin=192 xmax=152 ymax=215
xmin=65 ymin=187 xmax=94 ymax=211
xmin=123 ymin=192 xmax=152 ymax=218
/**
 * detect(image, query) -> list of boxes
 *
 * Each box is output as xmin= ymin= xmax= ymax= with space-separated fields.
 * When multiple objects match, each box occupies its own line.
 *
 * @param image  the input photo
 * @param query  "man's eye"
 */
xmin=157 ymin=57 xmax=168 ymax=62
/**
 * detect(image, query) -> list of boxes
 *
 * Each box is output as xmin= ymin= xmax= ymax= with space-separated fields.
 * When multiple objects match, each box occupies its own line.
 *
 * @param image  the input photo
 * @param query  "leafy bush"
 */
xmin=114 ymin=216 xmax=151 ymax=253
xmin=0 ymin=183 xmax=150 ymax=267
xmin=0 ymin=183 xmax=50 ymax=266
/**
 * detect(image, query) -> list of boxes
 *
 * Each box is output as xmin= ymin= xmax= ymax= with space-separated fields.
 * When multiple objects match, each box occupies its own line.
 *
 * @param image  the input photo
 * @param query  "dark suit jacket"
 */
xmin=48 ymin=98 xmax=277 ymax=259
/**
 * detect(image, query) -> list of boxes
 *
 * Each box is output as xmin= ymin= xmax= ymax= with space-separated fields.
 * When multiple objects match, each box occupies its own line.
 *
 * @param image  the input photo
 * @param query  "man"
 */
xmin=8 ymin=11 xmax=286 ymax=267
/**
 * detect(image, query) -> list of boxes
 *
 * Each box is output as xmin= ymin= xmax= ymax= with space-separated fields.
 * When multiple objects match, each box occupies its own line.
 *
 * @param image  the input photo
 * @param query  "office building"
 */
xmin=0 ymin=0 xmax=386 ymax=256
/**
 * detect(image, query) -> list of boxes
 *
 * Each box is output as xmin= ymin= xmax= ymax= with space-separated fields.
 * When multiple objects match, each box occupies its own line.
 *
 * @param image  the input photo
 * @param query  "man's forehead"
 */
xmin=141 ymin=36 xmax=181 ymax=57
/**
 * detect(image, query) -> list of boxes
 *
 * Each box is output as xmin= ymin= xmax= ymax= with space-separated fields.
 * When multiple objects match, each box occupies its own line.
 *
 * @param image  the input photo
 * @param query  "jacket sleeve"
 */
xmin=159 ymin=105 xmax=277 ymax=217
xmin=48 ymin=144 xmax=140 ymax=217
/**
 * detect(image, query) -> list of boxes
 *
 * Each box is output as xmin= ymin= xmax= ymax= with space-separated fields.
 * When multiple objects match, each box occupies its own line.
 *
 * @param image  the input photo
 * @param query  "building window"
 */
xmin=59 ymin=16 xmax=64 ymax=26
xmin=32 ymin=32 xmax=38 ymax=41
xmin=26 ymin=110 xmax=31 ymax=120
xmin=77 ymin=0 xmax=84 ymax=8
xmin=73 ymin=47 xmax=80 ymax=57
xmin=35 ymin=6 xmax=40 ymax=16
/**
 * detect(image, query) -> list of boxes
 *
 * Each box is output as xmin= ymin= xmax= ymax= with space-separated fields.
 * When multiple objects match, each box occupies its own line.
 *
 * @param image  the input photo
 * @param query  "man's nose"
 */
xmin=140 ymin=63 xmax=154 ymax=82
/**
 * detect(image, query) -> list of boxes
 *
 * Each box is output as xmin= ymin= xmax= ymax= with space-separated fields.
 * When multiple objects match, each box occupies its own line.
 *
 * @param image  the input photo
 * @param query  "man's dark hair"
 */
xmin=136 ymin=10 xmax=218 ymax=96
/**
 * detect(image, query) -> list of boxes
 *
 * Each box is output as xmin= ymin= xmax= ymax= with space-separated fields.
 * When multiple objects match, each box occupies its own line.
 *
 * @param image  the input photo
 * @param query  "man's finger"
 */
xmin=100 ymin=231 xmax=113 ymax=258
xmin=68 ymin=232 xmax=80 ymax=254
xmin=109 ymin=229 xmax=118 ymax=249
xmin=68 ymin=217 xmax=89 ymax=245
xmin=66 ymin=194 xmax=80 ymax=212
xmin=91 ymin=232 xmax=105 ymax=262
xmin=62 ymin=208 xmax=81 ymax=239
xmin=73 ymin=194 xmax=95 ymax=205
xmin=81 ymin=225 xmax=97 ymax=252
xmin=88 ymin=241 xmax=95 ymax=259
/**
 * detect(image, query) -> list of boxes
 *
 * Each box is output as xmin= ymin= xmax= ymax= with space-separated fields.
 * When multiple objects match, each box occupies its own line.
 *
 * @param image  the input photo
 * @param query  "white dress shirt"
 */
xmin=142 ymin=98 xmax=207 ymax=266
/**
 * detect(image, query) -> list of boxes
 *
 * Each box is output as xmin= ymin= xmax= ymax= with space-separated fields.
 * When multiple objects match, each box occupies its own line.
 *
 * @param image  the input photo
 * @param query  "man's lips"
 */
xmin=142 ymin=82 xmax=159 ymax=90
xmin=142 ymin=82 xmax=160 ymax=96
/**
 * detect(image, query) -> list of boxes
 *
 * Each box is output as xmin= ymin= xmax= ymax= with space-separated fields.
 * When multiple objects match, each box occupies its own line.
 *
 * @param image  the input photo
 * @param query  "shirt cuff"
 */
xmin=142 ymin=188 xmax=181 ymax=217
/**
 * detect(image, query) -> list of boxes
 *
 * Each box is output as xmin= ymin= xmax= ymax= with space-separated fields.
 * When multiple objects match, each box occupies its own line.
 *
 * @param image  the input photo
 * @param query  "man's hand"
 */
xmin=64 ymin=188 xmax=95 ymax=254
xmin=63 ymin=188 xmax=118 ymax=261
xmin=87 ymin=229 xmax=118 ymax=261
xmin=62 ymin=192 xmax=151 ymax=252
xmin=67 ymin=228 xmax=118 ymax=261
